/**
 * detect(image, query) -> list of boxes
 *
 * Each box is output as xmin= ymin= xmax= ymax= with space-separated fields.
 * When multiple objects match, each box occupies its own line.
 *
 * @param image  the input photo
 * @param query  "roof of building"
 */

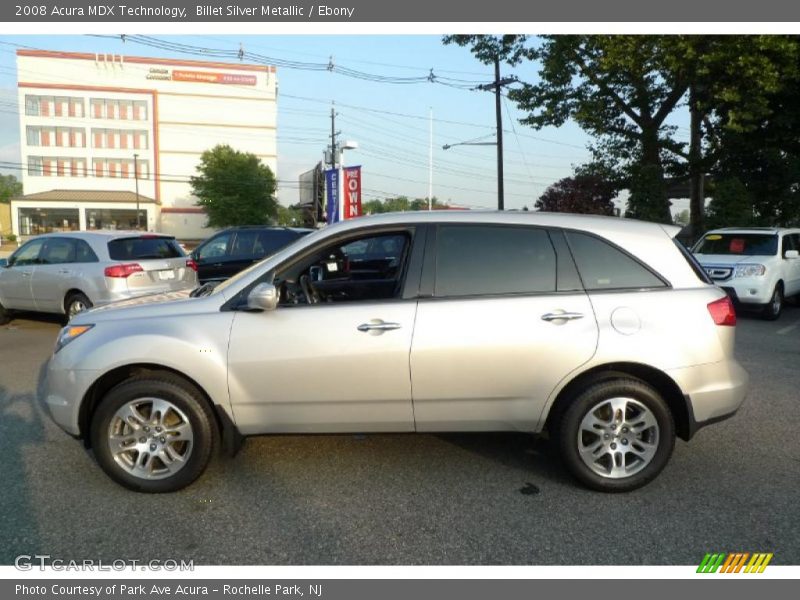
xmin=11 ymin=189 xmax=160 ymax=205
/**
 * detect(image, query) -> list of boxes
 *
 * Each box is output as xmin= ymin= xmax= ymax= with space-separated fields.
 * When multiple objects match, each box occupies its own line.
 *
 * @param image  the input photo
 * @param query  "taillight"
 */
xmin=707 ymin=296 xmax=737 ymax=326
xmin=186 ymin=258 xmax=198 ymax=272
xmin=104 ymin=263 xmax=144 ymax=278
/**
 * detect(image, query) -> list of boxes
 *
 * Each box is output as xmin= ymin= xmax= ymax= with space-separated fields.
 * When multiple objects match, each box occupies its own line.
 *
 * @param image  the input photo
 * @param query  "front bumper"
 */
xmin=717 ymin=280 xmax=772 ymax=305
xmin=667 ymin=358 xmax=749 ymax=439
xmin=41 ymin=358 xmax=99 ymax=437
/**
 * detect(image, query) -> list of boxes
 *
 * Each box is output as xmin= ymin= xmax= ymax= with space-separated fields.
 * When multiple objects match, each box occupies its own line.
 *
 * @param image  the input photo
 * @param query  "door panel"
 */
xmin=32 ymin=238 xmax=77 ymax=312
xmin=0 ymin=239 xmax=44 ymax=310
xmin=410 ymin=294 xmax=598 ymax=432
xmin=227 ymin=302 xmax=418 ymax=435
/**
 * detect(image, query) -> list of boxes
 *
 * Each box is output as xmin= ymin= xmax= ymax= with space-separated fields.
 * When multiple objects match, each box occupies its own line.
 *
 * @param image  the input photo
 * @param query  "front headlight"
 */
xmin=54 ymin=324 xmax=94 ymax=354
xmin=734 ymin=264 xmax=766 ymax=278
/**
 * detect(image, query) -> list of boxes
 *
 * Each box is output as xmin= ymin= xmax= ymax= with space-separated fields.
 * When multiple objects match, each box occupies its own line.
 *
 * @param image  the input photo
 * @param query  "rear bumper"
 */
xmin=666 ymin=358 xmax=749 ymax=440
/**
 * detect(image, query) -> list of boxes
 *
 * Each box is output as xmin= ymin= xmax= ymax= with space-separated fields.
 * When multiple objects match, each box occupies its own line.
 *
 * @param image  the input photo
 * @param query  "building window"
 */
xmin=26 ymin=126 xmax=85 ymax=148
xmin=17 ymin=207 xmax=80 ymax=236
xmin=90 ymin=98 xmax=148 ymax=121
xmin=85 ymin=208 xmax=147 ymax=231
xmin=91 ymin=128 xmax=149 ymax=150
xmin=27 ymin=156 xmax=86 ymax=177
xmin=24 ymin=95 xmax=84 ymax=118
xmin=92 ymin=158 xmax=149 ymax=179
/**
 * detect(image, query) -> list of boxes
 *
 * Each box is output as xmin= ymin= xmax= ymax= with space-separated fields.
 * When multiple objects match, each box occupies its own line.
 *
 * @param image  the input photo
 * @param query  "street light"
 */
xmin=443 ymin=136 xmax=501 ymax=209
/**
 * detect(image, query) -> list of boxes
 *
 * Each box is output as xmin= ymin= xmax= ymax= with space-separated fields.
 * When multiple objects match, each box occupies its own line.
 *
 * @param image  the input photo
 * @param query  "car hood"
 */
xmin=694 ymin=254 xmax=770 ymax=265
xmin=72 ymin=289 xmax=221 ymax=324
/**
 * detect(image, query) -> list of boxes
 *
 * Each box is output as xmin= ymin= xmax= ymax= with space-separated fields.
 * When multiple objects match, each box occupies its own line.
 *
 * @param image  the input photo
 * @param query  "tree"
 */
xmin=535 ymin=174 xmax=615 ymax=215
xmin=705 ymin=177 xmax=757 ymax=230
xmin=673 ymin=209 xmax=690 ymax=226
xmin=191 ymin=145 xmax=277 ymax=227
xmin=275 ymin=204 xmax=304 ymax=226
xmin=445 ymin=35 xmax=798 ymax=226
xmin=0 ymin=174 xmax=22 ymax=203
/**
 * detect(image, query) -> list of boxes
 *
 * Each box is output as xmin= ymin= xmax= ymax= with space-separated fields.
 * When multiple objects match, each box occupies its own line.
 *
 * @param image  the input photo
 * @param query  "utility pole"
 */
xmin=329 ymin=105 xmax=337 ymax=169
xmin=477 ymin=57 xmax=516 ymax=211
xmin=428 ymin=107 xmax=433 ymax=210
xmin=133 ymin=153 xmax=141 ymax=230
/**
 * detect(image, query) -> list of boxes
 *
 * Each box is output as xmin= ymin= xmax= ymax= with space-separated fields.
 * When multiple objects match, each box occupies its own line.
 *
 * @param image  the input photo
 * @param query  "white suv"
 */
xmin=692 ymin=227 xmax=800 ymax=320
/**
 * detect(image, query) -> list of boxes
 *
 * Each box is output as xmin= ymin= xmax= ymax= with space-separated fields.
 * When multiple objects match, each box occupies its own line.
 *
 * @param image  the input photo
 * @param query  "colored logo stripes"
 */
xmin=697 ymin=552 xmax=773 ymax=573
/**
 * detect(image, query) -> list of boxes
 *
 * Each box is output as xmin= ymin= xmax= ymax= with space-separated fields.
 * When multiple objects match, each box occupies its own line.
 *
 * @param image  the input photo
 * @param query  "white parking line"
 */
xmin=776 ymin=319 xmax=800 ymax=335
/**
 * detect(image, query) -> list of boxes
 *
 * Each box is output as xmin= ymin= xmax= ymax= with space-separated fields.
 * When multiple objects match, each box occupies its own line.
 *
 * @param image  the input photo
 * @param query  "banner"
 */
xmin=324 ymin=168 xmax=339 ymax=224
xmin=343 ymin=166 xmax=362 ymax=220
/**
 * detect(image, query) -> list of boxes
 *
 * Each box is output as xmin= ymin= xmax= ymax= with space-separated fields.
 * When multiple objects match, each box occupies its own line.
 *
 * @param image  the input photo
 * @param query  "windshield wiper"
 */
xmin=190 ymin=281 xmax=219 ymax=297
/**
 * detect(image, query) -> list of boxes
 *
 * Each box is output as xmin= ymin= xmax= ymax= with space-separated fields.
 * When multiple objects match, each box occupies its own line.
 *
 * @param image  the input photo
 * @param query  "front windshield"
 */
xmin=693 ymin=233 xmax=778 ymax=256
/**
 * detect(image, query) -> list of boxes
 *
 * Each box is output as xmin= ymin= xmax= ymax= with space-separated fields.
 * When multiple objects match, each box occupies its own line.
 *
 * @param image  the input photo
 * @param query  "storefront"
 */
xmin=10 ymin=189 xmax=158 ymax=239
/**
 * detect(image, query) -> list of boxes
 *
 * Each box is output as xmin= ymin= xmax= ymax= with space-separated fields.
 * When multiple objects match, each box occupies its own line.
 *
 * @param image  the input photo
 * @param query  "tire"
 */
xmin=64 ymin=292 xmax=93 ymax=321
xmin=558 ymin=378 xmax=675 ymax=493
xmin=762 ymin=284 xmax=783 ymax=321
xmin=0 ymin=301 xmax=11 ymax=326
xmin=90 ymin=373 xmax=216 ymax=493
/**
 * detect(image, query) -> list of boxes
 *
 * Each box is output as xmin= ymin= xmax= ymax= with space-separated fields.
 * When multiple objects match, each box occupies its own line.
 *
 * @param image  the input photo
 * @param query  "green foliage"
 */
xmin=5 ymin=233 xmax=17 ymax=243
xmin=705 ymin=178 xmax=757 ymax=229
xmin=191 ymin=145 xmax=277 ymax=228
xmin=535 ymin=174 xmax=616 ymax=215
xmin=363 ymin=196 xmax=446 ymax=214
xmin=673 ymin=209 xmax=690 ymax=226
xmin=0 ymin=174 xmax=22 ymax=203
xmin=274 ymin=204 xmax=304 ymax=226
xmin=625 ymin=164 xmax=671 ymax=223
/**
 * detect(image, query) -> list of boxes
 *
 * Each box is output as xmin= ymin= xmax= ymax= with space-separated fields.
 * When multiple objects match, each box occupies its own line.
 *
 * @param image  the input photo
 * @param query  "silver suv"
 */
xmin=0 ymin=231 xmax=198 ymax=323
xmin=41 ymin=212 xmax=749 ymax=493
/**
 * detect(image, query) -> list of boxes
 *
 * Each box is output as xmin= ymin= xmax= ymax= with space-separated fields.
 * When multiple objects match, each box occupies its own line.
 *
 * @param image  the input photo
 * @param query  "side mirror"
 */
xmin=0 ymin=258 xmax=7 ymax=268
xmin=247 ymin=282 xmax=279 ymax=312
xmin=785 ymin=250 xmax=799 ymax=259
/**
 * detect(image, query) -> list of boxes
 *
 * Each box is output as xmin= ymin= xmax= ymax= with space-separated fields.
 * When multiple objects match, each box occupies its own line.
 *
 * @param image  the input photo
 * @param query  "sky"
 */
xmin=0 ymin=34 xmax=693 ymax=212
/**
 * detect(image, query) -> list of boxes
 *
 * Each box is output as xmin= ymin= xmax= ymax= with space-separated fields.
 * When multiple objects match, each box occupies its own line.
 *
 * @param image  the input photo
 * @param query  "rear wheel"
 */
xmin=762 ymin=284 xmax=783 ymax=321
xmin=558 ymin=378 xmax=675 ymax=492
xmin=90 ymin=374 xmax=216 ymax=493
xmin=64 ymin=292 xmax=92 ymax=321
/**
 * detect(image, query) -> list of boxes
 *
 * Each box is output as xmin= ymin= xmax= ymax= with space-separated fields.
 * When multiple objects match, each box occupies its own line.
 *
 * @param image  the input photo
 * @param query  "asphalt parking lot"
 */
xmin=0 ymin=307 xmax=798 ymax=566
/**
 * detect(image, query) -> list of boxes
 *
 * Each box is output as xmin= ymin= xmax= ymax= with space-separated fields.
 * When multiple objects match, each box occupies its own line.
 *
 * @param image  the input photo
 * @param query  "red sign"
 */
xmin=343 ymin=166 xmax=362 ymax=220
xmin=171 ymin=70 xmax=257 ymax=86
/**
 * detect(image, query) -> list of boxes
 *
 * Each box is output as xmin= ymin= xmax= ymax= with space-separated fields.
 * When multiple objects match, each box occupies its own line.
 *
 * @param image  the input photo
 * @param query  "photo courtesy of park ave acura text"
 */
xmin=0 ymin=29 xmax=798 ymax=570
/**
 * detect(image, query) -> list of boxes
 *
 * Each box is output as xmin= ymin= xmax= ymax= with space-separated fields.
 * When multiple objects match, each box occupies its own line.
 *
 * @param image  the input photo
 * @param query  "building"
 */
xmin=13 ymin=49 xmax=277 ymax=239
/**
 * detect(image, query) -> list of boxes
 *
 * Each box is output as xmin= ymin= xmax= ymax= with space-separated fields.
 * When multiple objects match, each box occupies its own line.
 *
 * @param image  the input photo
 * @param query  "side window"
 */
xmin=8 ymin=239 xmax=45 ymax=267
xmin=197 ymin=233 xmax=232 ymax=260
xmin=231 ymin=231 xmax=259 ymax=257
xmin=434 ymin=225 xmax=556 ymax=297
xmin=782 ymin=234 xmax=797 ymax=256
xmin=40 ymin=238 xmax=76 ymax=264
xmin=256 ymin=230 xmax=302 ymax=258
xmin=277 ymin=231 xmax=411 ymax=304
xmin=566 ymin=231 xmax=666 ymax=291
xmin=75 ymin=240 xmax=99 ymax=263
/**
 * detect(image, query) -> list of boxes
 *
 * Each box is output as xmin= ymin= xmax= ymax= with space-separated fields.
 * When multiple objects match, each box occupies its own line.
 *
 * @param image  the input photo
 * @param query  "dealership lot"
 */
xmin=0 ymin=308 xmax=798 ymax=565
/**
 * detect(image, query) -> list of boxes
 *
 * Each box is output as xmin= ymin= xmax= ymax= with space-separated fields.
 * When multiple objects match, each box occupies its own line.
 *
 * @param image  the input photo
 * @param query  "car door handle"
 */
xmin=58 ymin=269 xmax=71 ymax=275
xmin=357 ymin=321 xmax=402 ymax=332
xmin=541 ymin=311 xmax=585 ymax=323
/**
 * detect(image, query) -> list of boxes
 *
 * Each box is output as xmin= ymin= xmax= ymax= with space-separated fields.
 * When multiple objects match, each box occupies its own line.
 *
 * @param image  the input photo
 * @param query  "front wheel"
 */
xmin=90 ymin=374 xmax=216 ymax=493
xmin=762 ymin=284 xmax=783 ymax=321
xmin=558 ymin=378 xmax=675 ymax=492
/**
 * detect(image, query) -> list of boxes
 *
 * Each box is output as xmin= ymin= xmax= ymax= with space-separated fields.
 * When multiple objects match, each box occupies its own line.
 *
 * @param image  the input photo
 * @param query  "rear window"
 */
xmin=566 ymin=231 xmax=666 ymax=291
xmin=693 ymin=233 xmax=778 ymax=256
xmin=108 ymin=236 xmax=183 ymax=261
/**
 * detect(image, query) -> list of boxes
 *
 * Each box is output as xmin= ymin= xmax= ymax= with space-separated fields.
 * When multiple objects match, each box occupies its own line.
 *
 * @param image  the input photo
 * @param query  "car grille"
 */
xmin=703 ymin=265 xmax=734 ymax=281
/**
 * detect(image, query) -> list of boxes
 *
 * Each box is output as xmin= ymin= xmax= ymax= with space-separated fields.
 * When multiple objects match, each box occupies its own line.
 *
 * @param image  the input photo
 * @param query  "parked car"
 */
xmin=692 ymin=227 xmax=800 ymax=320
xmin=0 ymin=231 xmax=197 ymax=324
xmin=192 ymin=226 xmax=312 ymax=283
xmin=41 ymin=212 xmax=748 ymax=493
